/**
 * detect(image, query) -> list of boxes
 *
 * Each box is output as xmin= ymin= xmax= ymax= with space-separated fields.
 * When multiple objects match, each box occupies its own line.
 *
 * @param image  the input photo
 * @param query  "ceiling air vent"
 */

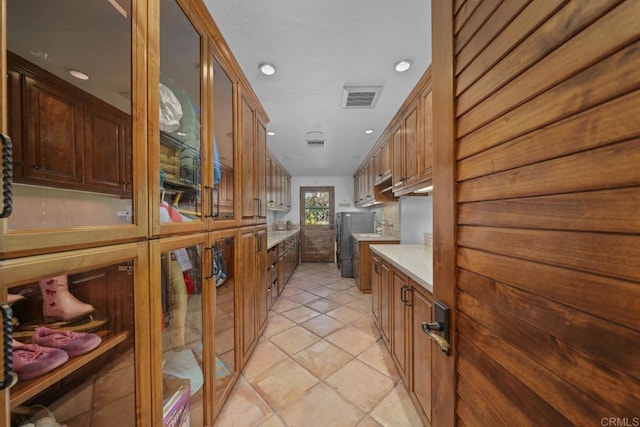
xmin=341 ymin=85 xmax=383 ymax=108
xmin=305 ymin=131 xmax=326 ymax=148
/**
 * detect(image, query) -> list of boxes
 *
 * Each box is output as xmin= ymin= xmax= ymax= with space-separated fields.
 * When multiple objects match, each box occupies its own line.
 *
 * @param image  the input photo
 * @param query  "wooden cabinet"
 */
xmin=238 ymin=225 xmax=268 ymax=366
xmin=9 ymin=53 xmax=132 ymax=197
xmin=371 ymin=250 xmax=434 ymax=424
xmin=411 ymin=282 xmax=433 ymax=424
xmin=391 ymin=269 xmax=411 ymax=384
xmin=392 ymin=101 xmax=421 ymax=192
xmin=354 ymin=67 xmax=433 ymax=201
xmin=419 ymin=90 xmax=433 ymax=183
xmin=239 ymin=94 xmax=268 ymax=224
xmin=2 ymin=0 xmax=271 ymax=424
xmin=354 ymin=238 xmax=399 ymax=293
xmin=379 ymin=138 xmax=392 ymax=184
xmin=277 ymin=233 xmax=299 ymax=292
xmin=371 ymin=255 xmax=382 ymax=328
xmin=380 ymin=259 xmax=392 ymax=348
xmin=266 ymin=150 xmax=292 ymax=212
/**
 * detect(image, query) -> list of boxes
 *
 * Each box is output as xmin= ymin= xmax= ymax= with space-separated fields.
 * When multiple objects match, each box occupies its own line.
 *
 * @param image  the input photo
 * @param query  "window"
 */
xmin=304 ymin=191 xmax=330 ymax=225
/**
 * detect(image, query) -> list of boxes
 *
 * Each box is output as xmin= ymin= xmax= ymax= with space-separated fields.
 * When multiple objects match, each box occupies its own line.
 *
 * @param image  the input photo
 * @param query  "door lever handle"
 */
xmin=421 ymin=300 xmax=452 ymax=356
xmin=421 ymin=322 xmax=451 ymax=355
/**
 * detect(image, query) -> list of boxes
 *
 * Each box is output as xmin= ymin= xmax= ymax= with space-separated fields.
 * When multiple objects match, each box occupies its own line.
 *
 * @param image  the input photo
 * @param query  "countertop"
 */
xmin=369 ymin=244 xmax=433 ymax=293
xmin=351 ymin=233 xmax=401 ymax=242
xmin=267 ymin=228 xmax=299 ymax=249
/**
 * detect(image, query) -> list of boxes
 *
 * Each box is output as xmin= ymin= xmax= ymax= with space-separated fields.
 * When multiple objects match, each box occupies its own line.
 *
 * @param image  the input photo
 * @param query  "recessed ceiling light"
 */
xmin=68 ymin=69 xmax=89 ymax=80
xmin=394 ymin=60 xmax=411 ymax=72
xmin=267 ymin=131 xmax=276 ymax=136
xmin=259 ymin=63 xmax=276 ymax=76
xmin=364 ymin=129 xmax=374 ymax=134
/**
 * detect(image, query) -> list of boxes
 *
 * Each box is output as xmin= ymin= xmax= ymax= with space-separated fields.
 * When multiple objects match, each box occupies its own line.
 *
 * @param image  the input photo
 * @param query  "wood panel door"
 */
xmin=256 ymin=227 xmax=268 ymax=332
xmin=433 ymin=0 xmax=640 ymax=425
xmin=380 ymin=260 xmax=391 ymax=348
xmin=391 ymin=268 xmax=409 ymax=384
xmin=299 ymin=186 xmax=335 ymax=262
xmin=238 ymin=227 xmax=257 ymax=365
xmin=391 ymin=124 xmax=403 ymax=191
xmin=371 ymin=255 xmax=382 ymax=328
xmin=402 ymin=102 xmax=420 ymax=188
xmin=412 ymin=284 xmax=433 ymax=423
xmin=420 ymin=89 xmax=433 ymax=183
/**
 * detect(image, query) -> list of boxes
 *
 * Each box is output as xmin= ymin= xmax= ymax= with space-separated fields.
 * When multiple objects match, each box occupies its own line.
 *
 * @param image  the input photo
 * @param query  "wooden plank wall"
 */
xmin=451 ymin=0 xmax=640 ymax=424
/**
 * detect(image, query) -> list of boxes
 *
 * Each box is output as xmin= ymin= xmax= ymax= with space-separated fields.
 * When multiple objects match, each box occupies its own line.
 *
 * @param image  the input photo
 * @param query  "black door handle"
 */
xmin=0 ymin=134 xmax=14 ymax=219
xmin=0 ymin=304 xmax=14 ymax=390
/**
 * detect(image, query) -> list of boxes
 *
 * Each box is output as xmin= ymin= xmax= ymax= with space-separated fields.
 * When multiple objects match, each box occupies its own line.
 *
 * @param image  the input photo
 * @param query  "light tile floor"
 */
xmin=215 ymin=263 xmax=424 ymax=427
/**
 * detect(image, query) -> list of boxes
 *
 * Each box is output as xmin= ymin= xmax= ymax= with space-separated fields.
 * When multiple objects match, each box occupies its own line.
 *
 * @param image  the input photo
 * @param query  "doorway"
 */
xmin=299 ymin=186 xmax=335 ymax=262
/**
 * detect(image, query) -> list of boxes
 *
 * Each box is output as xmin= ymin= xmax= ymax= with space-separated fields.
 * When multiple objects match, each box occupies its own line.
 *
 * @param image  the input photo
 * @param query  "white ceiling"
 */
xmin=206 ymin=0 xmax=432 ymax=177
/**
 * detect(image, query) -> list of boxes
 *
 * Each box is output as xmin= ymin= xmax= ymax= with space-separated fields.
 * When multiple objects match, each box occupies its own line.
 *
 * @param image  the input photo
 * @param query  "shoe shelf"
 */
xmin=10 ymin=329 xmax=130 ymax=408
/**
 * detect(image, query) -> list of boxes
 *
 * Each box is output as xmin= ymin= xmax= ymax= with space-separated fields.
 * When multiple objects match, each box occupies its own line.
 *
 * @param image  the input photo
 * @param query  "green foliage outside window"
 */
xmin=304 ymin=192 xmax=329 ymax=225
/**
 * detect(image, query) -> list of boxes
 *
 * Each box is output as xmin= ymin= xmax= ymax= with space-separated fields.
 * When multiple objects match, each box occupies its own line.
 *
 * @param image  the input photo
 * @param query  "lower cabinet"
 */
xmin=411 ymin=283 xmax=433 ymax=424
xmin=373 ymin=252 xmax=433 ymax=425
xmin=371 ymin=255 xmax=382 ymax=328
xmin=380 ymin=260 xmax=392 ymax=348
xmin=238 ymin=226 xmax=268 ymax=368
xmin=2 ymin=242 xmax=151 ymax=426
xmin=391 ymin=269 xmax=410 ymax=385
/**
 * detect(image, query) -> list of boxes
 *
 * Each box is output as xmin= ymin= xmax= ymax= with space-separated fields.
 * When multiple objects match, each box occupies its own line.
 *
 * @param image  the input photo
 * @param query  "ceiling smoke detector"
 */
xmin=341 ymin=85 xmax=383 ymax=109
xmin=305 ymin=131 xmax=326 ymax=148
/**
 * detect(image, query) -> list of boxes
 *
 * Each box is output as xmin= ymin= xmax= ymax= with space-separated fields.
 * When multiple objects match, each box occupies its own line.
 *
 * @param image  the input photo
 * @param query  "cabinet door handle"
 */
xmin=212 ymin=187 xmax=220 ymax=218
xmin=205 ymin=246 xmax=214 ymax=279
xmin=374 ymin=262 xmax=381 ymax=274
xmin=400 ymin=286 xmax=407 ymax=303
xmin=0 ymin=304 xmax=14 ymax=390
xmin=0 ymin=134 xmax=14 ymax=219
xmin=405 ymin=287 xmax=414 ymax=307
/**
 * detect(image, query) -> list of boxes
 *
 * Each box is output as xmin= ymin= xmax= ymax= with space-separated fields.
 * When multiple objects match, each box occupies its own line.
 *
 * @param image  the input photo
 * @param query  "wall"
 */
xmin=280 ymin=176 xmax=367 ymax=224
xmin=399 ymin=196 xmax=432 ymax=244
xmin=436 ymin=1 xmax=640 ymax=424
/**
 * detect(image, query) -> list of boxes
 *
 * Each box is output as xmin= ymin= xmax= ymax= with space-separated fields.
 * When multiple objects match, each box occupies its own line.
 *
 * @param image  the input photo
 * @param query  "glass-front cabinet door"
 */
xmin=209 ymin=231 xmax=238 ymax=416
xmin=0 ymin=0 xmax=147 ymax=257
xmin=151 ymin=236 xmax=206 ymax=426
xmin=151 ymin=0 xmax=207 ymax=236
xmin=0 ymin=242 xmax=150 ymax=426
xmin=209 ymin=51 xmax=236 ymax=228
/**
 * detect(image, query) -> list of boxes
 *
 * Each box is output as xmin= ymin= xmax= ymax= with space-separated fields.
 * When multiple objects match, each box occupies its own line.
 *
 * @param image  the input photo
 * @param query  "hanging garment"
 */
xmin=159 ymin=83 xmax=183 ymax=132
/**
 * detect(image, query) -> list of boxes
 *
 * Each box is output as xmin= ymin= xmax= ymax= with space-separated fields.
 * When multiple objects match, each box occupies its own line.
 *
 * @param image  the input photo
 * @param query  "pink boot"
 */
xmin=38 ymin=275 xmax=94 ymax=322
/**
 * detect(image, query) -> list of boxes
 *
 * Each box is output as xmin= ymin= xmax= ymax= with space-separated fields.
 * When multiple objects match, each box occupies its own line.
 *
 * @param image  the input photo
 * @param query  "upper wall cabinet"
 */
xmin=210 ymin=51 xmax=236 ymax=227
xmin=267 ymin=150 xmax=291 ymax=212
xmin=239 ymin=88 xmax=267 ymax=225
xmin=354 ymin=67 xmax=433 ymax=202
xmin=0 ymin=0 xmax=147 ymax=258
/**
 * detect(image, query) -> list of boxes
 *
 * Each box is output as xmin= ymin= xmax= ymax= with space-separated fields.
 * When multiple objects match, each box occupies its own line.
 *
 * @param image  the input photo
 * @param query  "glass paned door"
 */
xmin=212 ymin=235 xmax=236 ymax=412
xmin=211 ymin=55 xmax=234 ymax=223
xmin=158 ymin=243 xmax=205 ymax=426
xmin=300 ymin=186 xmax=335 ymax=262
xmin=5 ymin=0 xmax=133 ymax=230
xmin=158 ymin=0 xmax=203 ymax=225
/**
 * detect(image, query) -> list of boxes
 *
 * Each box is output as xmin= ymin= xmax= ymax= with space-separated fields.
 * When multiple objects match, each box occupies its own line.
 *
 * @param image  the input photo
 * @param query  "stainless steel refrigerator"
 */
xmin=335 ymin=212 xmax=375 ymax=277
